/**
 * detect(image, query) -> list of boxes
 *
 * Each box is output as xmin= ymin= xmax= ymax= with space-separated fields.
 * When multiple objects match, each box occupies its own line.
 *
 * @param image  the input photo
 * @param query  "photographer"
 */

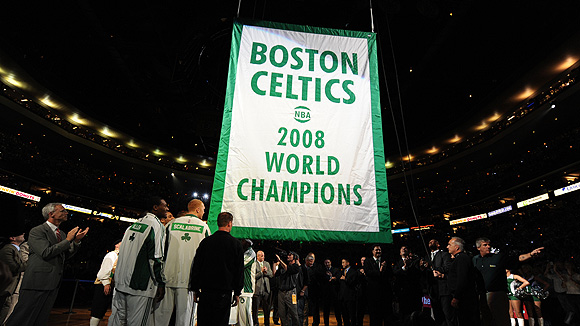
xmin=276 ymin=251 xmax=300 ymax=326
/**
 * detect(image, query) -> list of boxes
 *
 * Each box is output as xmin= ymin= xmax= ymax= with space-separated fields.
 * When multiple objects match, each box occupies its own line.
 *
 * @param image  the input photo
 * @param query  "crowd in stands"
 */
xmin=1 ymin=81 xmax=214 ymax=175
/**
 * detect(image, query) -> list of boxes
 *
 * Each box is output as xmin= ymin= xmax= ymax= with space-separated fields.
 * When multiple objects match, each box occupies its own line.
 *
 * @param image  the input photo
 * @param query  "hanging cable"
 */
xmin=237 ymin=0 xmax=242 ymax=18
xmin=369 ymin=0 xmax=375 ymax=33
xmin=376 ymin=8 xmax=430 ymax=260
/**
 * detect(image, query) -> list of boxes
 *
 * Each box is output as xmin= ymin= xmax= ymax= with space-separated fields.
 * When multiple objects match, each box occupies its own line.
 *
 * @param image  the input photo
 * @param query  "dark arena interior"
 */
xmin=1 ymin=0 xmax=580 ymax=325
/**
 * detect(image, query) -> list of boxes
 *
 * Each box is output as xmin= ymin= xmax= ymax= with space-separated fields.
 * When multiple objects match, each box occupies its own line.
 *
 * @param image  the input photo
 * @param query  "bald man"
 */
xmin=252 ymin=250 xmax=273 ymax=326
xmin=155 ymin=199 xmax=211 ymax=326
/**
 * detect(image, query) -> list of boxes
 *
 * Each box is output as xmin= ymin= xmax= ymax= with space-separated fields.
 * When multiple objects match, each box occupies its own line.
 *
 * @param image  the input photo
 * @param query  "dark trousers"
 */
xmin=452 ymin=296 xmax=480 ymax=326
xmin=439 ymin=295 xmax=454 ymax=326
xmin=298 ymin=296 xmax=306 ymax=326
xmin=5 ymin=288 xmax=59 ymax=326
xmin=272 ymin=287 xmax=280 ymax=323
xmin=279 ymin=289 xmax=299 ymax=326
xmin=340 ymin=299 xmax=356 ymax=326
xmin=253 ymin=292 xmax=271 ymax=326
xmin=308 ymin=295 xmax=321 ymax=326
xmin=368 ymin=295 xmax=393 ymax=326
xmin=398 ymin=291 xmax=423 ymax=319
xmin=91 ymin=284 xmax=113 ymax=319
xmin=322 ymin=295 xmax=341 ymax=326
xmin=355 ymin=295 xmax=367 ymax=326
xmin=197 ymin=290 xmax=232 ymax=326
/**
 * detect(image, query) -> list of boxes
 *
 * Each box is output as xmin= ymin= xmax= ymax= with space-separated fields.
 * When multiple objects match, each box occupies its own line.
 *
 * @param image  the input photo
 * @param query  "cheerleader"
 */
xmin=506 ymin=269 xmax=529 ymax=326
xmin=521 ymin=265 xmax=549 ymax=326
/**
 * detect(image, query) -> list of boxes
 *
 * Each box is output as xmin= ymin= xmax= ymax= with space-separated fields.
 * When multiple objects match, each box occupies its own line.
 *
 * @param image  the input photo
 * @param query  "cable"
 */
xmin=376 ymin=6 xmax=430 ymax=259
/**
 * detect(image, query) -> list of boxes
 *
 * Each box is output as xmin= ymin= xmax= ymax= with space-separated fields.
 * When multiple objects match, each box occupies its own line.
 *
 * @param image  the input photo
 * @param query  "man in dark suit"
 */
xmin=446 ymin=237 xmax=480 ymax=326
xmin=321 ymin=258 xmax=342 ymax=326
xmin=363 ymin=245 xmax=393 ymax=326
xmin=6 ymin=202 xmax=88 ymax=326
xmin=0 ymin=229 xmax=27 ymax=324
xmin=253 ymin=250 xmax=273 ymax=326
xmin=393 ymin=246 xmax=423 ymax=319
xmin=425 ymin=239 xmax=453 ymax=326
xmin=190 ymin=211 xmax=244 ymax=326
xmin=338 ymin=258 xmax=358 ymax=326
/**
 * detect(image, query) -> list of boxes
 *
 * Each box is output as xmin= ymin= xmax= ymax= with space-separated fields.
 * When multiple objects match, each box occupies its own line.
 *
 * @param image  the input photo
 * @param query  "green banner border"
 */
xmin=209 ymin=19 xmax=391 ymax=243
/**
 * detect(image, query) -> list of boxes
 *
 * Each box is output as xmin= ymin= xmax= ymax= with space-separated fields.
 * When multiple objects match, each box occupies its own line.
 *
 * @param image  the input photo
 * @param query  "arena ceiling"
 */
xmin=2 ymin=0 xmax=580 ymax=164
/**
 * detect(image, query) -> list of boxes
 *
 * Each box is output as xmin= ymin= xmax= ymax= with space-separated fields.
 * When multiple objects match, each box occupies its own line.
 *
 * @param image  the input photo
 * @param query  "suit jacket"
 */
xmin=430 ymin=250 xmax=452 ymax=296
xmin=393 ymin=256 xmax=422 ymax=296
xmin=321 ymin=266 xmax=340 ymax=298
xmin=363 ymin=256 xmax=393 ymax=300
xmin=254 ymin=260 xmax=273 ymax=295
xmin=338 ymin=267 xmax=358 ymax=301
xmin=20 ymin=223 xmax=79 ymax=291
xmin=0 ymin=244 xmax=26 ymax=294
xmin=448 ymin=251 xmax=478 ymax=302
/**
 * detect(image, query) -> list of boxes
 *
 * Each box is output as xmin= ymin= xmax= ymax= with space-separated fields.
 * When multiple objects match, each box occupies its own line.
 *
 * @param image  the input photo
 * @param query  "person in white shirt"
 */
xmin=90 ymin=239 xmax=121 ymax=326
xmin=155 ymin=199 xmax=210 ymax=326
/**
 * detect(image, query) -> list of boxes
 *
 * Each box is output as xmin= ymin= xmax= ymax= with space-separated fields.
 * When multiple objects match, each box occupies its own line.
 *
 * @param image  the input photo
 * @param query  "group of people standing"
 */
xmin=0 ymin=197 xmax=560 ymax=326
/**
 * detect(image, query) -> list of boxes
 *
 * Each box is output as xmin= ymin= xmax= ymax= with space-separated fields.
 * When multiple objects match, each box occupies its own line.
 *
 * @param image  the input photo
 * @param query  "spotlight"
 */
xmin=193 ymin=192 xmax=198 ymax=197
xmin=171 ymin=172 xmax=175 ymax=177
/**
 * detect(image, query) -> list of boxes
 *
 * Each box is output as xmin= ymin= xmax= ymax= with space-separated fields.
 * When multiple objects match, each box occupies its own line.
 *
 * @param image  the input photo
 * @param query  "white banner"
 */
xmin=209 ymin=20 xmax=390 ymax=243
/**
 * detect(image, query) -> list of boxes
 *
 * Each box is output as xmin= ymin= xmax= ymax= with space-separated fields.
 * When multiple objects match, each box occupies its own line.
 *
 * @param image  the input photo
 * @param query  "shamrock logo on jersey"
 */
xmin=181 ymin=233 xmax=191 ymax=242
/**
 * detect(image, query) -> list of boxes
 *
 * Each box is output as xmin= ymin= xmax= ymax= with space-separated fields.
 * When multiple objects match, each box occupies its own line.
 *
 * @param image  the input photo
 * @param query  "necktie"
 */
xmin=376 ymin=259 xmax=380 ymax=268
xmin=56 ymin=228 xmax=62 ymax=242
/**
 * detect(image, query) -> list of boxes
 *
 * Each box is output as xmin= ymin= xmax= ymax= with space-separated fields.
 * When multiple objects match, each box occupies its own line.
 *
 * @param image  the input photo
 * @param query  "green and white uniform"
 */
xmin=110 ymin=212 xmax=166 ymax=326
xmin=507 ymin=274 xmax=519 ymax=300
xmin=155 ymin=214 xmax=210 ymax=326
xmin=235 ymin=248 xmax=257 ymax=326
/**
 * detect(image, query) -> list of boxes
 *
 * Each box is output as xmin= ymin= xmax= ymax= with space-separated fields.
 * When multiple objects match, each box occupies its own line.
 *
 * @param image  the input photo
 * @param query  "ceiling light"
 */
xmin=555 ymin=56 xmax=578 ymax=72
xmin=515 ymin=87 xmax=535 ymax=101
xmin=448 ymin=135 xmax=461 ymax=143
xmin=426 ymin=146 xmax=439 ymax=155
xmin=100 ymin=127 xmax=116 ymax=138
xmin=127 ymin=140 xmax=139 ymax=148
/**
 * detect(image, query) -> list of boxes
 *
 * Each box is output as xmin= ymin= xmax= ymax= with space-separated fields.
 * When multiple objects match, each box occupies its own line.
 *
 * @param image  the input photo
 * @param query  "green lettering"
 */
xmin=266 ymin=152 xmax=284 ymax=172
xmin=353 ymin=184 xmax=362 ymax=205
xmin=303 ymin=155 xmax=313 ymax=174
xmin=300 ymin=182 xmax=311 ymax=203
xmin=305 ymin=49 xmax=318 ymax=71
xmin=250 ymin=42 xmax=267 ymax=64
xmin=286 ymin=154 xmax=299 ymax=174
xmin=251 ymin=71 xmax=267 ymax=96
xmin=320 ymin=51 xmax=338 ymax=73
xmin=328 ymin=156 xmax=340 ymax=175
xmin=270 ymin=73 xmax=283 ymax=97
xmin=237 ymin=178 xmax=249 ymax=200
xmin=315 ymin=78 xmax=321 ymax=102
xmin=342 ymin=80 xmax=355 ymax=104
xmin=251 ymin=179 xmax=264 ymax=201
xmin=321 ymin=183 xmax=335 ymax=204
xmin=266 ymin=180 xmax=279 ymax=202
xmin=338 ymin=184 xmax=350 ymax=204
xmin=291 ymin=48 xmax=303 ymax=70
xmin=270 ymin=45 xmax=288 ymax=68
xmin=286 ymin=75 xmax=298 ymax=100
xmin=341 ymin=52 xmax=358 ymax=75
xmin=325 ymin=79 xmax=340 ymax=103
xmin=281 ymin=181 xmax=298 ymax=203
xmin=316 ymin=155 xmax=324 ymax=175
xmin=298 ymin=76 xmax=312 ymax=101
xmin=313 ymin=182 xmax=319 ymax=203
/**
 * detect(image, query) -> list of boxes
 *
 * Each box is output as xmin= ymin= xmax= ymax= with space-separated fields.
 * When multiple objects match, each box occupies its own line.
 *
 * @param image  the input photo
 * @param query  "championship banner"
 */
xmin=209 ymin=20 xmax=391 ymax=243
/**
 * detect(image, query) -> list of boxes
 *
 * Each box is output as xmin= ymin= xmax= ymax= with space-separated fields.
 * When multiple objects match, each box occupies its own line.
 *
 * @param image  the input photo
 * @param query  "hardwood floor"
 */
xmin=48 ymin=307 xmax=369 ymax=325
